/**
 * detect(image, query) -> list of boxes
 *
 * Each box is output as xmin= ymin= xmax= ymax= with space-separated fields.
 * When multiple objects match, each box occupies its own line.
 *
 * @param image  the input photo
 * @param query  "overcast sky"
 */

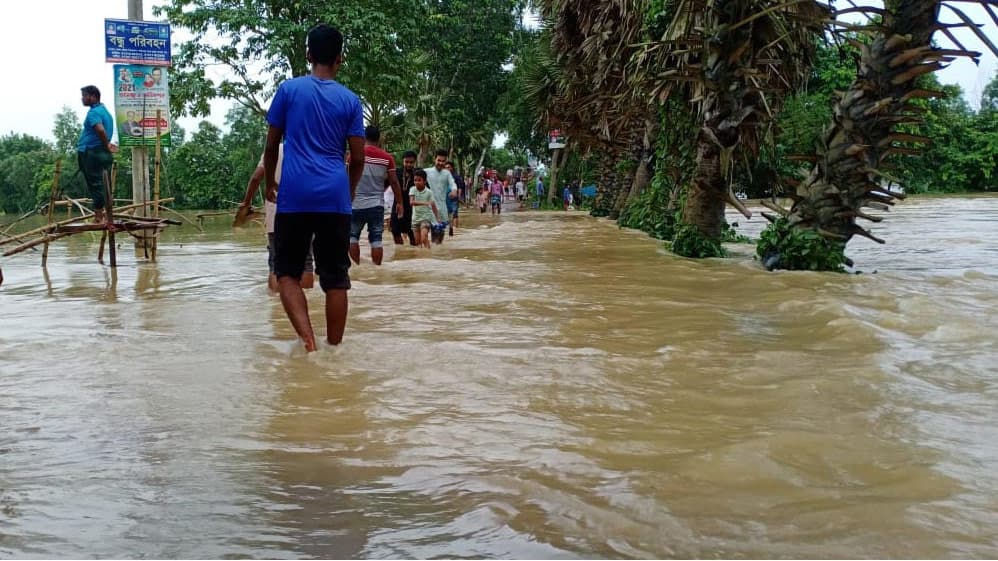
xmin=1 ymin=0 xmax=995 ymax=144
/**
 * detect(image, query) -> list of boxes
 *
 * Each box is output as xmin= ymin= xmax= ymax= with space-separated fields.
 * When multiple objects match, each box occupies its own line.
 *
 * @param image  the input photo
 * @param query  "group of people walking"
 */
xmin=233 ymin=24 xmax=476 ymax=352
xmin=1 ymin=24 xmax=518 ymax=353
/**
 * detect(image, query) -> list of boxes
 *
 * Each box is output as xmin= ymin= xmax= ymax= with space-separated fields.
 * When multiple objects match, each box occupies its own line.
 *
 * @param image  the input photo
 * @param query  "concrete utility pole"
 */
xmin=128 ymin=0 xmax=152 ymax=255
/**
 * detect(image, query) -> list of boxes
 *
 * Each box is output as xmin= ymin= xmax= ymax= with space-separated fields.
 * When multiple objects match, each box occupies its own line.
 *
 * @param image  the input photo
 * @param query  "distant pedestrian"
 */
xmin=489 ymin=177 xmax=503 ymax=215
xmin=392 ymin=150 xmax=418 ymax=246
xmin=423 ymin=150 xmax=458 ymax=241
xmin=476 ymin=188 xmax=487 ymax=213
xmin=444 ymin=161 xmax=463 ymax=235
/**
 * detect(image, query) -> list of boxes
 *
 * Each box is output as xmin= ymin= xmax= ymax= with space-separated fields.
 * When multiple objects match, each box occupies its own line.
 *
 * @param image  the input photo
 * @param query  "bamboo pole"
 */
xmin=1 ymin=204 xmax=46 ymax=236
xmin=41 ymin=160 xmax=62 ymax=267
xmin=63 ymin=196 xmax=94 ymax=219
xmin=3 ymin=233 xmax=73 ymax=257
xmin=155 ymin=204 xmax=203 ymax=232
xmin=103 ymin=169 xmax=116 ymax=268
xmin=152 ymin=110 xmax=162 ymax=261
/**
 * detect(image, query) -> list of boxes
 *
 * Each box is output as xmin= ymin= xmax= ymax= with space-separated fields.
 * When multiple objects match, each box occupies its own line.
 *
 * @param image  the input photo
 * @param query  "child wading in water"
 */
xmin=476 ymin=187 xmax=487 ymax=213
xmin=410 ymin=169 xmax=441 ymax=249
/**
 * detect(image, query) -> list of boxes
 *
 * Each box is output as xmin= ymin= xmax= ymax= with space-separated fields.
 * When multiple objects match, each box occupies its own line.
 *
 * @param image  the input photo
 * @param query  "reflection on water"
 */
xmin=2 ymin=196 xmax=998 ymax=558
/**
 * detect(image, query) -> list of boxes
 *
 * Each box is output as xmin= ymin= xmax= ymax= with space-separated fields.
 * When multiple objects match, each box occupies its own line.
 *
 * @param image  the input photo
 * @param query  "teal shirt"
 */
xmin=78 ymin=103 xmax=114 ymax=152
xmin=410 ymin=185 xmax=437 ymax=224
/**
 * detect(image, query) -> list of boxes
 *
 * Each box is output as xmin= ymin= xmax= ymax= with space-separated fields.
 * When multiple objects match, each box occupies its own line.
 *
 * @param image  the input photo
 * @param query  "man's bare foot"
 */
xmin=303 ymin=335 xmax=317 ymax=352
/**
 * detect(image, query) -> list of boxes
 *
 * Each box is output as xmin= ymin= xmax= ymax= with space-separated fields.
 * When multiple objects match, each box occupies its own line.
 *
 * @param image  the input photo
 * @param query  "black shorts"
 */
xmin=273 ymin=212 xmax=351 ymax=291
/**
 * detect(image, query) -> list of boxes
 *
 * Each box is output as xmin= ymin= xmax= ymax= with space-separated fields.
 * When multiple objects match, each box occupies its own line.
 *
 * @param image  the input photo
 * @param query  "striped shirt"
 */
xmin=354 ymin=144 xmax=396 ymax=210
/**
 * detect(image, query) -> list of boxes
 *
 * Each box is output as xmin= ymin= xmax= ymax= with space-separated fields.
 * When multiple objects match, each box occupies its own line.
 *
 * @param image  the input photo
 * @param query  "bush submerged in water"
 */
xmin=757 ymin=217 xmax=847 ymax=271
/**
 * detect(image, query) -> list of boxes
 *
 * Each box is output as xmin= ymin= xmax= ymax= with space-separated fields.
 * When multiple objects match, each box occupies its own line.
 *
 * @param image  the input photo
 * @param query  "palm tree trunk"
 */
xmin=679 ymin=1 xmax=758 ymax=243
xmin=777 ymin=0 xmax=945 ymax=256
xmin=591 ymin=152 xmax=618 ymax=217
xmin=614 ymin=116 xmax=659 ymax=217
xmin=682 ymin=135 xmax=727 ymax=238
xmin=547 ymin=143 xmax=570 ymax=205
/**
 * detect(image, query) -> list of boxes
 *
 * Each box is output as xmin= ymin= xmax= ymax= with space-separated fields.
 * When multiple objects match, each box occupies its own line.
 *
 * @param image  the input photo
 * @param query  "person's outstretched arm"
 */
xmin=242 ymin=165 xmax=265 ymax=207
xmin=263 ymin=127 xmax=283 ymax=203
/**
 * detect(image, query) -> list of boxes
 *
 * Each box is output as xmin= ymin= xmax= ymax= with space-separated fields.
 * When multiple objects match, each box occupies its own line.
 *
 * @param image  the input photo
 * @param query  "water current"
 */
xmin=1 ymin=195 xmax=997 ymax=558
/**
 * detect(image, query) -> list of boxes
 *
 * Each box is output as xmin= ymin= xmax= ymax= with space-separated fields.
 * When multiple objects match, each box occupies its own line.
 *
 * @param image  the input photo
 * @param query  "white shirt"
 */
xmin=383 ymin=185 xmax=395 ymax=215
xmin=258 ymin=145 xmax=284 ymax=234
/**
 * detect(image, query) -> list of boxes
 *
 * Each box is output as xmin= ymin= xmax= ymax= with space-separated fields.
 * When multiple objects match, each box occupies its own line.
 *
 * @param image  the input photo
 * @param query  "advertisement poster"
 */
xmin=114 ymin=64 xmax=171 ymax=147
xmin=549 ymin=129 xmax=566 ymax=150
xmin=105 ymin=19 xmax=171 ymax=66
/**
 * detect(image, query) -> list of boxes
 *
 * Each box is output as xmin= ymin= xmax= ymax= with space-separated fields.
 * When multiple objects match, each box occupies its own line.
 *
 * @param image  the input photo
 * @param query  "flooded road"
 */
xmin=2 ymin=196 xmax=998 ymax=558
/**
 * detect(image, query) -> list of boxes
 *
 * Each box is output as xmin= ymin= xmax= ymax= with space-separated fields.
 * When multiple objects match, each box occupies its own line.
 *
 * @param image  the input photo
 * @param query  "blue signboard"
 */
xmin=105 ymin=18 xmax=171 ymax=66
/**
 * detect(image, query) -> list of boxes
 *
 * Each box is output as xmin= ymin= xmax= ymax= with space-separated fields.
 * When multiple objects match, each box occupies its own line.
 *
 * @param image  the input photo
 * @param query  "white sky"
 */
xmin=0 ymin=0 xmax=995 ymax=144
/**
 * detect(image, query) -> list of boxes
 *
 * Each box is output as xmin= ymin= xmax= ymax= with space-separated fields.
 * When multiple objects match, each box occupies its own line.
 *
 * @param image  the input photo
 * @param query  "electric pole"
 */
xmin=128 ymin=0 xmax=151 ymax=255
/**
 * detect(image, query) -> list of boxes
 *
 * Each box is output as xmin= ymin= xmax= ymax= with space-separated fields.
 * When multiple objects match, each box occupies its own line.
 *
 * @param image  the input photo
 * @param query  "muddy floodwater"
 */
xmin=2 ymin=196 xmax=997 ymax=558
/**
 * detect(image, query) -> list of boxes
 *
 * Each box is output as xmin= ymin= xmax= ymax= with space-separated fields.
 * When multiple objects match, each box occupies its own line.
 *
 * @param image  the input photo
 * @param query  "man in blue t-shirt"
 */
xmin=77 ymin=85 xmax=118 ymax=225
xmin=263 ymin=24 xmax=366 ymax=351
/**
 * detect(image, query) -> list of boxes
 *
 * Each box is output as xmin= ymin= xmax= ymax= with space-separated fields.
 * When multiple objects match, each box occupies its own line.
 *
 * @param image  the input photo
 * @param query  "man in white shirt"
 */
xmin=423 ymin=149 xmax=458 ymax=243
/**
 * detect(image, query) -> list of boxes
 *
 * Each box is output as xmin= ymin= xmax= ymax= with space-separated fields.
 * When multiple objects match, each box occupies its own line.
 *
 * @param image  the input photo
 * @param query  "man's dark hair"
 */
xmin=365 ymin=125 xmax=380 ymax=142
xmin=307 ymin=24 xmax=344 ymax=66
xmin=435 ymin=149 xmax=449 ymax=159
xmin=81 ymin=85 xmax=101 ymax=101
xmin=413 ymin=169 xmax=427 ymax=179
xmin=403 ymin=150 xmax=418 ymax=160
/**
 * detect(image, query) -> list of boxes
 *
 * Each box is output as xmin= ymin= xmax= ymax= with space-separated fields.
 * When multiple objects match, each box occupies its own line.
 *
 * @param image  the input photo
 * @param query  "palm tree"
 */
xmin=637 ymin=0 xmax=826 ymax=253
xmin=539 ymin=0 xmax=654 ymax=209
xmin=760 ymin=0 xmax=998 ymax=269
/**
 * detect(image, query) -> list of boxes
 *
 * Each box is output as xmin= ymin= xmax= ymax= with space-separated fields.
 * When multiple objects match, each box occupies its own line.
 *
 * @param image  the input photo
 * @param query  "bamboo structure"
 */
xmin=41 ymin=160 xmax=62 ymax=267
xmin=2 ymin=196 xmax=180 ymax=261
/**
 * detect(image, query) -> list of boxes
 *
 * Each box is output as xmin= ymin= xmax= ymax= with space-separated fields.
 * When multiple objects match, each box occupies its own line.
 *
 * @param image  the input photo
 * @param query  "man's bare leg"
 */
xmin=325 ymin=288 xmax=348 ymax=345
xmin=349 ymin=243 xmax=361 ymax=265
xmin=278 ymin=275 xmax=317 ymax=352
xmin=372 ymin=247 xmax=384 ymax=265
xmin=271 ymin=272 xmax=311 ymax=291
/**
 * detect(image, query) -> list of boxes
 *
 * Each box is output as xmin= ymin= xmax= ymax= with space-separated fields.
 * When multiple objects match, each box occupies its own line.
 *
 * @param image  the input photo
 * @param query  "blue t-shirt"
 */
xmin=78 ymin=103 xmax=114 ymax=152
xmin=267 ymin=76 xmax=365 ymax=214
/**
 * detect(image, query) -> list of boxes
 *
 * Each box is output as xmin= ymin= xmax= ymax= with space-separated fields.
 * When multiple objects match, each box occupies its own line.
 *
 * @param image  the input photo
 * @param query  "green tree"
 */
xmin=155 ymin=0 xmax=423 ymax=118
xmin=222 ymin=105 xmax=268 ymax=195
xmin=52 ymin=106 xmax=81 ymax=155
xmin=0 ymin=134 xmax=55 ymax=214
xmin=167 ymin=122 xmax=236 ymax=208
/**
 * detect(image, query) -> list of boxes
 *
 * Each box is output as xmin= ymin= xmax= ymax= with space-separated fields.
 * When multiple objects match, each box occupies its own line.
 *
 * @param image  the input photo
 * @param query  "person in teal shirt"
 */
xmin=77 ymin=85 xmax=117 ymax=225
xmin=423 ymin=149 xmax=457 ymax=241
xmin=409 ymin=169 xmax=441 ymax=249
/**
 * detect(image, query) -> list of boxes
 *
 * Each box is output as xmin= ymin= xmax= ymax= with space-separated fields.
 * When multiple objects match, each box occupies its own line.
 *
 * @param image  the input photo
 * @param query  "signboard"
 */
xmin=105 ymin=18 xmax=171 ymax=66
xmin=114 ymin=64 xmax=172 ymax=147
xmin=549 ymin=129 xmax=566 ymax=150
